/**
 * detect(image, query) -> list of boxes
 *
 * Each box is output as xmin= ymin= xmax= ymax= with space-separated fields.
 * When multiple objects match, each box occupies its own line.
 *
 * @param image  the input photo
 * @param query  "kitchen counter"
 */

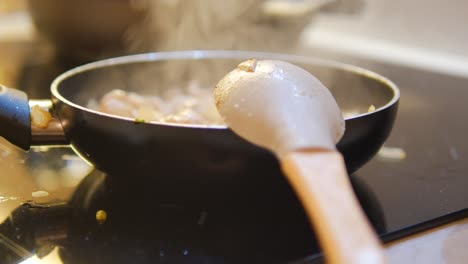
xmin=386 ymin=217 xmax=468 ymax=263
xmin=1 ymin=14 xmax=468 ymax=264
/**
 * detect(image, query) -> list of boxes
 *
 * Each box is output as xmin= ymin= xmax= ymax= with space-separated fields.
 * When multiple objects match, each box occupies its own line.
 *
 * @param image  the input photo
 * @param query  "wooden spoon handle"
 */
xmin=282 ymin=150 xmax=387 ymax=264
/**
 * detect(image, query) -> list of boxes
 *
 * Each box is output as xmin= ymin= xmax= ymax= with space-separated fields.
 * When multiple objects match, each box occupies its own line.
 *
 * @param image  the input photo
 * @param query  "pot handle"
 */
xmin=0 ymin=85 xmax=31 ymax=150
xmin=0 ymin=85 xmax=67 ymax=150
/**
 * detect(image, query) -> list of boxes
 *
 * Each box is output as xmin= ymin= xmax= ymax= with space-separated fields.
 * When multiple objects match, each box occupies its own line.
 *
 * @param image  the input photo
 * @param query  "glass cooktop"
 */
xmin=1 ymin=42 xmax=468 ymax=264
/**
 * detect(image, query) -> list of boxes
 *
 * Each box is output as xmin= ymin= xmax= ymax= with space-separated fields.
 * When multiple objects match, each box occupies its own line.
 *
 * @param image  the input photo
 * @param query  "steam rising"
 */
xmin=119 ymin=0 xmax=323 ymax=96
xmin=125 ymin=0 xmax=315 ymax=53
xmin=83 ymin=1 xmax=378 ymax=122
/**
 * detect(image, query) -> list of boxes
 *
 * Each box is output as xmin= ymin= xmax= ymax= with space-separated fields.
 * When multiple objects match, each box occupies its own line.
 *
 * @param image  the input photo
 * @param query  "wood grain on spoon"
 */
xmin=214 ymin=59 xmax=387 ymax=264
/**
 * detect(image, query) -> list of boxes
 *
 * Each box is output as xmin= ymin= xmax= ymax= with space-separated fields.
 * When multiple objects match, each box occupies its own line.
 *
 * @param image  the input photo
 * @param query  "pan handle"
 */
xmin=0 ymin=85 xmax=67 ymax=150
xmin=0 ymin=85 xmax=31 ymax=150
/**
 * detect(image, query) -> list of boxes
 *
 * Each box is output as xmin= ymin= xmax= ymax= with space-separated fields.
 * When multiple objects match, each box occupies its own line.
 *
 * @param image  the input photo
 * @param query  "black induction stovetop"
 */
xmin=1 ymin=45 xmax=468 ymax=264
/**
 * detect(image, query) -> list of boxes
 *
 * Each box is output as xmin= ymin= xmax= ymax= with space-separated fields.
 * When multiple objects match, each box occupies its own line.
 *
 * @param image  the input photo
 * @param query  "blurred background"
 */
xmin=1 ymin=0 xmax=467 ymax=80
xmin=0 ymin=1 xmax=467 ymax=263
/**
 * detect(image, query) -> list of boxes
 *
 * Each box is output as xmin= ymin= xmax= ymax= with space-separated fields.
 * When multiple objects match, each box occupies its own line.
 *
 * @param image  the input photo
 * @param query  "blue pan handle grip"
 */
xmin=0 ymin=85 xmax=31 ymax=150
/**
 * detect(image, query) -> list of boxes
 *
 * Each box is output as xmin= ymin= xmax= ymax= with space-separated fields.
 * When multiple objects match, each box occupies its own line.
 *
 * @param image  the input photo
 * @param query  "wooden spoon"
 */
xmin=214 ymin=59 xmax=387 ymax=264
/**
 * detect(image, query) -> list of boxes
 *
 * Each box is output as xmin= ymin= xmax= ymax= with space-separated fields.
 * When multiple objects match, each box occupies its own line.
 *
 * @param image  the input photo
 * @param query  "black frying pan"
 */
xmin=0 ymin=50 xmax=399 ymax=204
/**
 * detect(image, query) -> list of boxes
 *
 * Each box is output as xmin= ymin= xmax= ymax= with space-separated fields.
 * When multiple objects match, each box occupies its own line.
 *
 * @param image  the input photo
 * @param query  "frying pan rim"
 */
xmin=50 ymin=50 xmax=400 ymax=129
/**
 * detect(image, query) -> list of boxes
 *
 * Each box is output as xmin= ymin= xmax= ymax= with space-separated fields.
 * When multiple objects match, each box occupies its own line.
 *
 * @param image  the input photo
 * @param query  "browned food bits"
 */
xmin=237 ymin=59 xmax=257 ymax=72
xmin=96 ymin=210 xmax=107 ymax=224
xmin=31 ymin=105 xmax=52 ymax=128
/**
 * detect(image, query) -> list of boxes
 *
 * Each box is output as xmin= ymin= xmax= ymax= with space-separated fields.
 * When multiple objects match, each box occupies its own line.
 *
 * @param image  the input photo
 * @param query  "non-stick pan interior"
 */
xmin=53 ymin=51 xmax=398 ymax=123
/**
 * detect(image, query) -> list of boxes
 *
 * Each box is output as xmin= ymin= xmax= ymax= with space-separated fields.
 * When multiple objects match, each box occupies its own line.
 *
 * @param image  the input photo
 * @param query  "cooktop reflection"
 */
xmin=0 ymin=168 xmax=385 ymax=264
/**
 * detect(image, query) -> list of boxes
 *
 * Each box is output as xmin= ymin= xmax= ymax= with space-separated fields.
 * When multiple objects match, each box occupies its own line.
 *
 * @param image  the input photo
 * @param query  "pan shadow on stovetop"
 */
xmin=0 ymin=167 xmax=386 ymax=264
